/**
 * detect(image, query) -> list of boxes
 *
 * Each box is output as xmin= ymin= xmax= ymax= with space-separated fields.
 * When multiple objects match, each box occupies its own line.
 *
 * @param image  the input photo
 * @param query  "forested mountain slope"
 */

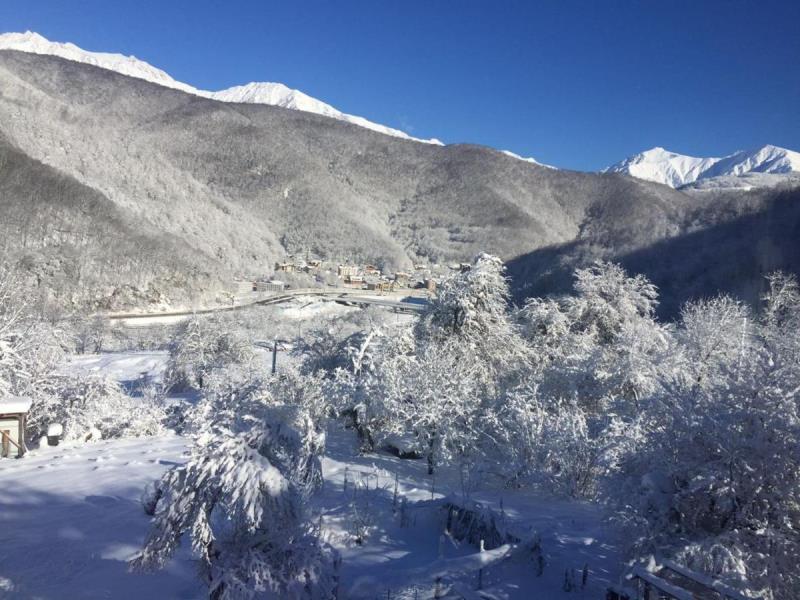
xmin=0 ymin=49 xmax=794 ymax=311
xmin=508 ymin=184 xmax=800 ymax=317
xmin=0 ymin=134 xmax=216 ymax=308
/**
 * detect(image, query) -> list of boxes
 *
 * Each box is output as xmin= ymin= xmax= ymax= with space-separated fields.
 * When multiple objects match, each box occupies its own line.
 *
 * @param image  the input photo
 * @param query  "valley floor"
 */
xmin=0 ymin=353 xmax=624 ymax=599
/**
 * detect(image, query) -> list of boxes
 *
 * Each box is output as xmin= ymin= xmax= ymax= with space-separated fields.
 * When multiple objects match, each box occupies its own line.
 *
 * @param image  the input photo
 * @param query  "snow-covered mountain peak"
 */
xmin=209 ymin=82 xmax=339 ymax=114
xmin=604 ymin=147 xmax=718 ymax=187
xmin=0 ymin=31 xmax=197 ymax=94
xmin=207 ymin=81 xmax=444 ymax=143
xmin=0 ymin=31 xmax=443 ymax=145
xmin=705 ymin=145 xmax=800 ymax=178
xmin=605 ymin=144 xmax=800 ymax=188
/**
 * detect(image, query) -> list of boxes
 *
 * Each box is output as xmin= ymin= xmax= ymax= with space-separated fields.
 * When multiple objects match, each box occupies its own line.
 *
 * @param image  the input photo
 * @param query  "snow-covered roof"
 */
xmin=0 ymin=396 xmax=32 ymax=414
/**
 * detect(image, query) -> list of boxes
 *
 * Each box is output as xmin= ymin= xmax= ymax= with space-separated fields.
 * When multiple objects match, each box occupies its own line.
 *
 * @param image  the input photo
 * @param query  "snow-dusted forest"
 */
xmin=1 ymin=254 xmax=798 ymax=599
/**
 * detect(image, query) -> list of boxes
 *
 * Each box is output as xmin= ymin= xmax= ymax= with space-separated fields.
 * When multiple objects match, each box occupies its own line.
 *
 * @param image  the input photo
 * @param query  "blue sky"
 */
xmin=1 ymin=0 xmax=798 ymax=171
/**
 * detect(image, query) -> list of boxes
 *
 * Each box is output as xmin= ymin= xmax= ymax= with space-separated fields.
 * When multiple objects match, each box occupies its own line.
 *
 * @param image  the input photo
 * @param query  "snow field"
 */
xmin=1 ymin=413 xmax=622 ymax=599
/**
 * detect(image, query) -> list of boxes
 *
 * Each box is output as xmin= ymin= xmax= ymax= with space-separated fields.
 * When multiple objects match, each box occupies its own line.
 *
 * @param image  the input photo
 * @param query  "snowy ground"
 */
xmin=110 ymin=293 xmax=409 ymax=328
xmin=1 ymin=352 xmax=623 ymax=599
xmin=0 ymin=435 xmax=200 ymax=599
xmin=63 ymin=351 xmax=170 ymax=383
xmin=278 ymin=297 xmax=360 ymax=321
xmin=62 ymin=349 xmax=288 ymax=387
xmin=320 ymin=423 xmax=623 ymax=599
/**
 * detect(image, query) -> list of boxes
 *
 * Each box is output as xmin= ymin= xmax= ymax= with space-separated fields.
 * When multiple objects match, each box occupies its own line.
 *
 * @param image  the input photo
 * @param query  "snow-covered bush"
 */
xmin=533 ymin=261 xmax=670 ymax=416
xmin=1 ymin=265 xmax=167 ymax=445
xmin=70 ymin=311 xmax=111 ymax=354
xmin=165 ymin=315 xmax=255 ymax=391
xmin=132 ymin=367 xmax=337 ymax=599
xmin=494 ymin=385 xmax=604 ymax=497
xmin=379 ymin=338 xmax=484 ymax=474
xmin=0 ymin=263 xmax=64 ymax=403
xmin=604 ymin=282 xmax=800 ymax=599
xmin=293 ymin=323 xmax=351 ymax=376
xmin=27 ymin=374 xmax=167 ymax=442
xmin=292 ymin=308 xmax=388 ymax=377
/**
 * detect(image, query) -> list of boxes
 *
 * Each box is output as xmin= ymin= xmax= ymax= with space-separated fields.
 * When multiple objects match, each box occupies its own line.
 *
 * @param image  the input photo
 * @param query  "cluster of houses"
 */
xmin=273 ymin=258 xmax=322 ymax=274
xmin=331 ymin=262 xmax=436 ymax=293
xmin=232 ymin=258 xmax=440 ymax=296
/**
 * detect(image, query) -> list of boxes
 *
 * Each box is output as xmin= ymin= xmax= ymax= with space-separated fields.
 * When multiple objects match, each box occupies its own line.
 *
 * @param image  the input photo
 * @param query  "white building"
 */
xmin=230 ymin=280 xmax=256 ymax=294
xmin=256 ymin=280 xmax=287 ymax=293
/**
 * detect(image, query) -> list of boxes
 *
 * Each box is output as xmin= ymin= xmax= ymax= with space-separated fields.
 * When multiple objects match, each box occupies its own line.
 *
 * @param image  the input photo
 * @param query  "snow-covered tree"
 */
xmin=379 ymin=338 xmax=483 ymax=474
xmin=131 ymin=368 xmax=337 ymax=599
xmin=416 ymin=253 xmax=529 ymax=391
xmin=519 ymin=262 xmax=670 ymax=417
xmin=0 ymin=264 xmax=65 ymax=423
xmin=676 ymin=295 xmax=750 ymax=391
xmin=165 ymin=315 xmax=255 ymax=391
xmin=323 ymin=327 xmax=388 ymax=451
xmin=27 ymin=374 xmax=167 ymax=442
xmin=566 ymin=262 xmax=669 ymax=413
xmin=566 ymin=261 xmax=660 ymax=345
xmin=605 ymin=284 xmax=800 ymax=599
xmin=336 ymin=254 xmax=530 ymax=474
xmin=70 ymin=311 xmax=110 ymax=354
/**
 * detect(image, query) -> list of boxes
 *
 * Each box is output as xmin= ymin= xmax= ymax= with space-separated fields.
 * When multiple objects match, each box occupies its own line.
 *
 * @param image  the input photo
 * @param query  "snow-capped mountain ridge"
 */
xmin=0 ymin=31 xmax=197 ymax=94
xmin=0 ymin=31 xmax=443 ymax=145
xmin=702 ymin=144 xmax=800 ymax=179
xmin=5 ymin=31 xmax=795 ymax=184
xmin=206 ymin=82 xmax=442 ymax=143
xmin=605 ymin=144 xmax=800 ymax=188
xmin=500 ymin=149 xmax=555 ymax=169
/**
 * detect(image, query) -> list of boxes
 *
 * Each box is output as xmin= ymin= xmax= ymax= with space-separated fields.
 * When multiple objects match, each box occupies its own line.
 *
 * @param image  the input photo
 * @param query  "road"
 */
xmin=106 ymin=287 xmax=428 ymax=325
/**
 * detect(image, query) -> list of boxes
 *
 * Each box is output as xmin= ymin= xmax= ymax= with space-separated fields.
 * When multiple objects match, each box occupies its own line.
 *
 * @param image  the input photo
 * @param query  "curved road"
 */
xmin=107 ymin=288 xmax=428 ymax=324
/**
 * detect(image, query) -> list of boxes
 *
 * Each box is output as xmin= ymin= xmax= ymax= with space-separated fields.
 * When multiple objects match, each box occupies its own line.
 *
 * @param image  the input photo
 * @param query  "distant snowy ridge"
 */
xmin=0 ymin=31 xmax=197 ymax=94
xmin=208 ymin=81 xmax=443 ymax=144
xmin=501 ymin=149 xmax=556 ymax=169
xmin=605 ymin=145 xmax=800 ymax=188
xmin=0 ymin=31 xmax=443 ymax=145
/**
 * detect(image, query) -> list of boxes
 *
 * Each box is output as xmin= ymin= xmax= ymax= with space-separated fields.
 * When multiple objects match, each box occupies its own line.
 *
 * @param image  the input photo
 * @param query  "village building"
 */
xmin=366 ymin=279 xmax=393 ymax=292
xmin=338 ymin=264 xmax=359 ymax=278
xmin=230 ymin=279 xmax=257 ymax=294
xmin=306 ymin=259 xmax=322 ymax=269
xmin=393 ymin=271 xmax=410 ymax=286
xmin=363 ymin=264 xmax=381 ymax=276
xmin=255 ymin=280 xmax=287 ymax=293
xmin=346 ymin=274 xmax=364 ymax=284
xmin=0 ymin=396 xmax=32 ymax=458
xmin=274 ymin=262 xmax=296 ymax=273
